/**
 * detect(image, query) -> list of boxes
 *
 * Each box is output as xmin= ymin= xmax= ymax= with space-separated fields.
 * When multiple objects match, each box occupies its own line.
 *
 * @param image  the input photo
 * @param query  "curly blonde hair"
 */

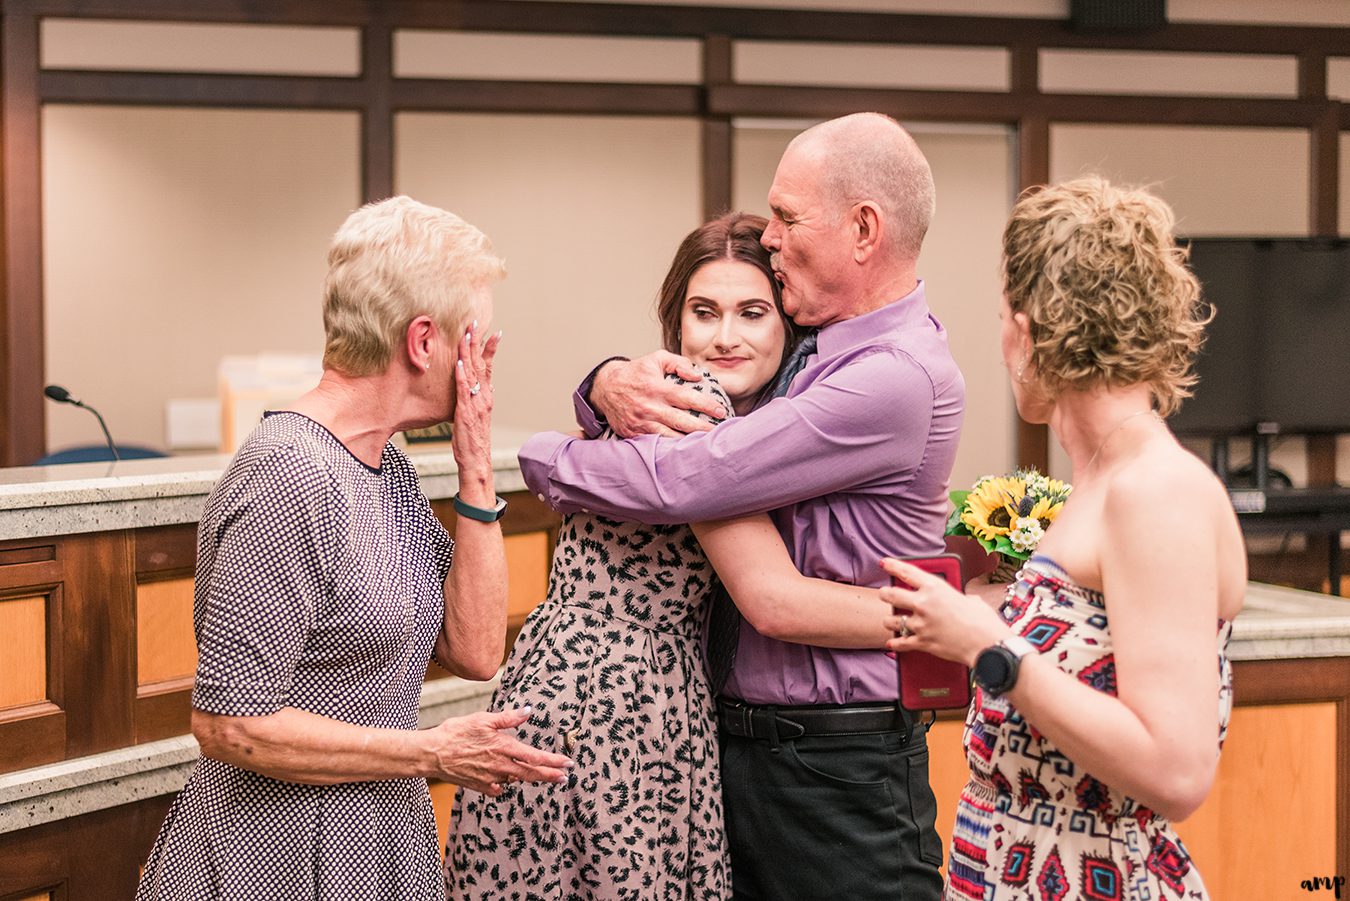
xmin=1001 ymin=176 xmax=1211 ymax=417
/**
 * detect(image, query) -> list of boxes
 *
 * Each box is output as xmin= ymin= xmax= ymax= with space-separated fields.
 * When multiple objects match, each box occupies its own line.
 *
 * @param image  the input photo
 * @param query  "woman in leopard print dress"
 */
xmin=446 ymin=213 xmax=897 ymax=900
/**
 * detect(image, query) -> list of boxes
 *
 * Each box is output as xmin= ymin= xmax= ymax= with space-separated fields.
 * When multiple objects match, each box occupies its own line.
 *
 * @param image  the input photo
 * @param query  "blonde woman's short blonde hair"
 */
xmin=1002 ymin=176 xmax=1210 ymax=416
xmin=322 ymin=196 xmax=505 ymax=377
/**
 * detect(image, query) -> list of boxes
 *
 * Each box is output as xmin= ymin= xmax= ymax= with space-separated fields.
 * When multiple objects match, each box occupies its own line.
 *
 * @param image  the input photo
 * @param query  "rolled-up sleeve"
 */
xmin=191 ymin=451 xmax=335 ymax=717
xmin=519 ymin=347 xmax=934 ymax=525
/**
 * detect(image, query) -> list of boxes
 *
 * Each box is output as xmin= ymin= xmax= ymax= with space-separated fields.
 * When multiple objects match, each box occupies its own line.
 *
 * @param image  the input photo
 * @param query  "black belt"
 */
xmin=717 ymin=699 xmax=910 ymax=742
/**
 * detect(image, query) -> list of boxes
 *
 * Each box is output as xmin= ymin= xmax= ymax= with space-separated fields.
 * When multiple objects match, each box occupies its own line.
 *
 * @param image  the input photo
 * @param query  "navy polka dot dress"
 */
xmin=135 ymin=412 xmax=453 ymax=900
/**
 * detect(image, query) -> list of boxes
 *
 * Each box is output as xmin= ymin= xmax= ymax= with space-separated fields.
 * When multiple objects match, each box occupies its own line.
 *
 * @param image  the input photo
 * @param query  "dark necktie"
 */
xmin=705 ymin=330 xmax=819 ymax=696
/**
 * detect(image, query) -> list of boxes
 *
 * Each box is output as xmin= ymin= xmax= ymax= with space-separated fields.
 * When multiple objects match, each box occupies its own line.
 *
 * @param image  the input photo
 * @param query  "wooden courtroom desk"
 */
xmin=0 ymin=452 xmax=1346 ymax=899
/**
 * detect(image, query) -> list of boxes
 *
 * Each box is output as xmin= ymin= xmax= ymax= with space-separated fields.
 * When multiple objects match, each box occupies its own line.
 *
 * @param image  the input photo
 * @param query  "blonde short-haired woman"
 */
xmin=135 ymin=196 xmax=572 ymax=901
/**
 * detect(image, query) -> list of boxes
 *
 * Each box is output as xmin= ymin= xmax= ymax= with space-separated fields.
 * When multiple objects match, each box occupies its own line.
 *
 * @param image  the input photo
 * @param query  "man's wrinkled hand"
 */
xmin=591 ymin=351 xmax=728 ymax=438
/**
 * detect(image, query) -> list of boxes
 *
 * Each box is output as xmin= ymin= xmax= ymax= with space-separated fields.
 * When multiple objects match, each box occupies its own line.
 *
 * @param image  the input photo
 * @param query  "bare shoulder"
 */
xmin=1106 ymin=442 xmax=1230 ymax=516
xmin=1100 ymin=442 xmax=1245 ymax=562
xmin=1103 ymin=442 xmax=1246 ymax=603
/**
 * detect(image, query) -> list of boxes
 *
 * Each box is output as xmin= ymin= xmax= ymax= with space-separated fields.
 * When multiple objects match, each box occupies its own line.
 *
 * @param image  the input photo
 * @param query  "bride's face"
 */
xmin=679 ymin=259 xmax=786 ymax=415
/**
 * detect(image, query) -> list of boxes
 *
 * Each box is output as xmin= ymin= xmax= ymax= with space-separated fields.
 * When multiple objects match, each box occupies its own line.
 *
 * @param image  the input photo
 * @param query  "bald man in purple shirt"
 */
xmin=519 ymin=113 xmax=963 ymax=900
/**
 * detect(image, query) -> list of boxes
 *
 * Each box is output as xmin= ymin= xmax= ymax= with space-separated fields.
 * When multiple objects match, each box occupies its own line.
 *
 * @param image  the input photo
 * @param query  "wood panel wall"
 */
xmin=0 ymin=489 xmax=560 ymax=775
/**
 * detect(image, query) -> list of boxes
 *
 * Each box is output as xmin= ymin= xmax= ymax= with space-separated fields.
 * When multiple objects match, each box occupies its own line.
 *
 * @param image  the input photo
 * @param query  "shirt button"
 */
xmin=580 ymin=508 xmax=590 ymax=514
xmin=537 ymin=493 xmax=546 ymax=503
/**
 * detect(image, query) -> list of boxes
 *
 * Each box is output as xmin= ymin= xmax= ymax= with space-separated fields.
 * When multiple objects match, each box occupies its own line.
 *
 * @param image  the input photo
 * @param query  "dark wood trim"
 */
xmin=39 ymin=69 xmax=366 ymax=108
xmin=133 ymin=523 xmax=197 ymax=579
xmin=37 ymin=69 xmax=1341 ymax=130
xmin=1009 ymin=44 xmax=1038 ymax=96
xmin=1015 ymin=114 xmax=1050 ymax=474
xmin=1298 ymin=52 xmax=1328 ymax=101
xmin=361 ymin=21 xmax=394 ymax=202
xmin=1033 ymin=92 xmax=1326 ymax=127
xmin=1 ymin=11 xmax=46 ymax=467
xmin=709 ymin=84 xmax=1021 ymax=124
xmin=391 ymin=78 xmax=702 ymax=116
xmin=1309 ymin=104 xmax=1341 ymax=238
xmin=1307 ymin=434 xmax=1339 ymax=488
xmin=0 ymin=792 xmax=175 ymax=899
xmin=13 ymin=1 xmax=1350 ymax=56
xmin=134 ymin=677 xmax=193 ymax=744
xmin=701 ymin=34 xmax=732 ymax=220
xmin=0 ymin=703 xmax=66 ymax=770
xmin=62 ymin=530 xmax=136 ymax=758
xmin=709 ymin=85 xmax=1332 ymax=129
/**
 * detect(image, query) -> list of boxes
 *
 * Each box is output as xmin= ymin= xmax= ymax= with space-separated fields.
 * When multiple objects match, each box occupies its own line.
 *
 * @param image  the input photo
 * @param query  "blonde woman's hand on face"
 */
xmin=880 ymin=557 xmax=1011 ymax=667
xmin=452 ymin=323 xmax=500 ymax=495
xmin=425 ymin=708 xmax=574 ymax=796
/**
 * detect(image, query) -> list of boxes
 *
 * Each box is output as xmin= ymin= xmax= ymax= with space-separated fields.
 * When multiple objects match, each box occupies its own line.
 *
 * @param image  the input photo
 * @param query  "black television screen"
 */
xmin=1170 ymin=238 xmax=1350 ymax=435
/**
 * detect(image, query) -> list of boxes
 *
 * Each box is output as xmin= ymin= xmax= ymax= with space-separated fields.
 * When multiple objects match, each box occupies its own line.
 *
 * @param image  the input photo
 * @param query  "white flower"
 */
xmin=1023 ymin=472 xmax=1050 ymax=497
xmin=1008 ymin=516 xmax=1044 ymax=554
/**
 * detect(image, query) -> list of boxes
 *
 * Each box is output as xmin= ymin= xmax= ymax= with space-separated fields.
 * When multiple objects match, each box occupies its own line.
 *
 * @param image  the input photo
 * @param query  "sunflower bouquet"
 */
xmin=945 ymin=468 xmax=1072 ymax=582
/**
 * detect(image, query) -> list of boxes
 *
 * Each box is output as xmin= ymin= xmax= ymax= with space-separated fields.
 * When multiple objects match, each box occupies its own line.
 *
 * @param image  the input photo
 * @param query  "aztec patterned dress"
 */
xmin=947 ymin=555 xmax=1233 ymax=901
xmin=136 ymin=412 xmax=453 ymax=900
xmin=445 ymin=375 xmax=732 ymax=901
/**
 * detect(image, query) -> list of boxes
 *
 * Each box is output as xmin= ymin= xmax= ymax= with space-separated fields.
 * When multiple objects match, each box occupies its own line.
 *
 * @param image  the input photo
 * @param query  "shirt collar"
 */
xmin=816 ymin=279 xmax=929 ymax=358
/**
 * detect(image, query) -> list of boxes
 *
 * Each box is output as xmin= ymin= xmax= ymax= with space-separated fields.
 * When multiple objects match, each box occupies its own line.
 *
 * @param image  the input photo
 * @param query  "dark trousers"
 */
xmin=719 ymin=723 xmax=945 ymax=901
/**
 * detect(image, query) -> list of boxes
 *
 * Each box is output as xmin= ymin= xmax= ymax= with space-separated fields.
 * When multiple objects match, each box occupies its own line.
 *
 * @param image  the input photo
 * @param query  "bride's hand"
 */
xmin=880 ymin=557 xmax=1009 ymax=666
xmin=452 ymin=323 xmax=500 ymax=499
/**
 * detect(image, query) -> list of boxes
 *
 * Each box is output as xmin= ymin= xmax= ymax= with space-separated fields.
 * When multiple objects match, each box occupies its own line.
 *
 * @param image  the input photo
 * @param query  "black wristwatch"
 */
xmin=973 ymin=636 xmax=1037 ymax=697
xmin=452 ymin=493 xmax=508 ymax=523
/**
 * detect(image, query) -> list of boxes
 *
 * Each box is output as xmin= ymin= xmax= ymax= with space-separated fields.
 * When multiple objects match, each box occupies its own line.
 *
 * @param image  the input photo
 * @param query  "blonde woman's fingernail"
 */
xmin=457 ymin=359 xmax=464 ymax=369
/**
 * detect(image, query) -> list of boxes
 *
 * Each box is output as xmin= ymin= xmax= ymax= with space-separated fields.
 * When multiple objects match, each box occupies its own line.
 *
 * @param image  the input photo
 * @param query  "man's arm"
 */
xmin=693 ymin=515 xmax=892 ymax=648
xmin=574 ymin=352 xmax=729 ymax=438
xmin=521 ymin=348 xmax=934 ymax=524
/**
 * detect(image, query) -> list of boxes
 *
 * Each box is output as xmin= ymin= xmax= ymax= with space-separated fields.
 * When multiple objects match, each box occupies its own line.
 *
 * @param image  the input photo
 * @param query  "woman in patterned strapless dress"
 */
xmin=881 ymin=177 xmax=1246 ymax=900
xmin=446 ymin=213 xmax=896 ymax=900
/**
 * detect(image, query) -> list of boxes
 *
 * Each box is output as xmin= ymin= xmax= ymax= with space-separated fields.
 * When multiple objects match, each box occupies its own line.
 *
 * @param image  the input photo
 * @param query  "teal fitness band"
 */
xmin=452 ymin=493 xmax=508 ymax=523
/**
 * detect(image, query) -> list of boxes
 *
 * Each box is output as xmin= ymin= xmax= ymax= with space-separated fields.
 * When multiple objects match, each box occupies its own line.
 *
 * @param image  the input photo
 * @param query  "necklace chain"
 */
xmin=1086 ymin=409 xmax=1161 ymax=472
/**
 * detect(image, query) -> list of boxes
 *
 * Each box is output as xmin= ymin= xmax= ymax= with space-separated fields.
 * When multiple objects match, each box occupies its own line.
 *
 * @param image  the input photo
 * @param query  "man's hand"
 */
xmin=591 ymin=351 xmax=728 ymax=437
xmin=425 ymin=708 xmax=574 ymax=796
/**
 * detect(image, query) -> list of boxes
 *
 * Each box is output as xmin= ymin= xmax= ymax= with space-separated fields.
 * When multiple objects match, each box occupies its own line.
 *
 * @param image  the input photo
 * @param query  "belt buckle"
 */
xmin=722 ymin=701 xmax=755 ymax=738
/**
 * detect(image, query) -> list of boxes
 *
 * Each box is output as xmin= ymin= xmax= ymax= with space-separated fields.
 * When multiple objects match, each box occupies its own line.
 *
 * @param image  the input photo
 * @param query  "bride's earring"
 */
xmin=1014 ymin=355 xmax=1027 ymax=383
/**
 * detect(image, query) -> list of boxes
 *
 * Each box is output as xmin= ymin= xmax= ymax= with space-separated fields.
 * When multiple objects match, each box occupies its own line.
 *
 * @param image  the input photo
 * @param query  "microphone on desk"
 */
xmin=43 ymin=384 xmax=120 ymax=461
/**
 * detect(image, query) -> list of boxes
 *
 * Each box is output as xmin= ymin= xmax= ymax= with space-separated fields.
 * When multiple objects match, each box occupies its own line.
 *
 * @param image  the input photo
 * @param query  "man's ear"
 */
xmin=852 ymin=201 xmax=883 ymax=264
xmin=406 ymin=315 xmax=436 ymax=372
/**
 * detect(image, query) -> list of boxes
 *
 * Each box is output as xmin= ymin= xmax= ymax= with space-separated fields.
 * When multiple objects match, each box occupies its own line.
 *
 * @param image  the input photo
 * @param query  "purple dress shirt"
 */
xmin=518 ymin=281 xmax=965 ymax=705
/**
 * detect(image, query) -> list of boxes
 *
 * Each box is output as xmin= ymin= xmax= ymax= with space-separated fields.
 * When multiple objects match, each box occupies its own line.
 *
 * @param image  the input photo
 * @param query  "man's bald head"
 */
xmin=788 ymin=113 xmax=935 ymax=260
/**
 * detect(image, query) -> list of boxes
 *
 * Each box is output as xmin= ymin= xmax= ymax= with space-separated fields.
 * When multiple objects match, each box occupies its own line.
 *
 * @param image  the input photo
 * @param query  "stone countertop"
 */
xmin=0 ymin=428 xmax=538 ymax=541
xmin=1228 ymin=580 xmax=1350 ymax=661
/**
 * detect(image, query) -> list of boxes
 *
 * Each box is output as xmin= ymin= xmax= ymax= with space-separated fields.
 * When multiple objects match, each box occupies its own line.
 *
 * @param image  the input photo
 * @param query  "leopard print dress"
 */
xmin=445 ymin=375 xmax=732 ymax=901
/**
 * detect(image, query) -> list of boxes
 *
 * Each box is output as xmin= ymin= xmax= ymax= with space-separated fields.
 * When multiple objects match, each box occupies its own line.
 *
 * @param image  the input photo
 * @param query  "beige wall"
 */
xmin=395 ymin=113 xmax=702 ymax=434
xmin=34 ymin=4 xmax=1350 ymax=486
xmin=42 ymin=106 xmax=358 ymax=453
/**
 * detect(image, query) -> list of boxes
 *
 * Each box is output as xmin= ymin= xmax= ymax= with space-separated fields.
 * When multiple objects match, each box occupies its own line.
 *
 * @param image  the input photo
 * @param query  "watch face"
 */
xmin=975 ymin=646 xmax=1014 ymax=695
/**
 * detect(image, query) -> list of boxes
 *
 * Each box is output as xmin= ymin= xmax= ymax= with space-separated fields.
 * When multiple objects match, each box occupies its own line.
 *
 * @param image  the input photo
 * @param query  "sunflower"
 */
xmin=960 ymin=476 xmax=1024 ymax=543
xmin=1026 ymin=496 xmax=1065 ymax=533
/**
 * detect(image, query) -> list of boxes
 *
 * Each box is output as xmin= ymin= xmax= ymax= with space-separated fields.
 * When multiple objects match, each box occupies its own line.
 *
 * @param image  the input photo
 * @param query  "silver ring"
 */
xmin=469 ymin=383 xmax=482 ymax=396
xmin=900 ymin=615 xmax=913 ymax=638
